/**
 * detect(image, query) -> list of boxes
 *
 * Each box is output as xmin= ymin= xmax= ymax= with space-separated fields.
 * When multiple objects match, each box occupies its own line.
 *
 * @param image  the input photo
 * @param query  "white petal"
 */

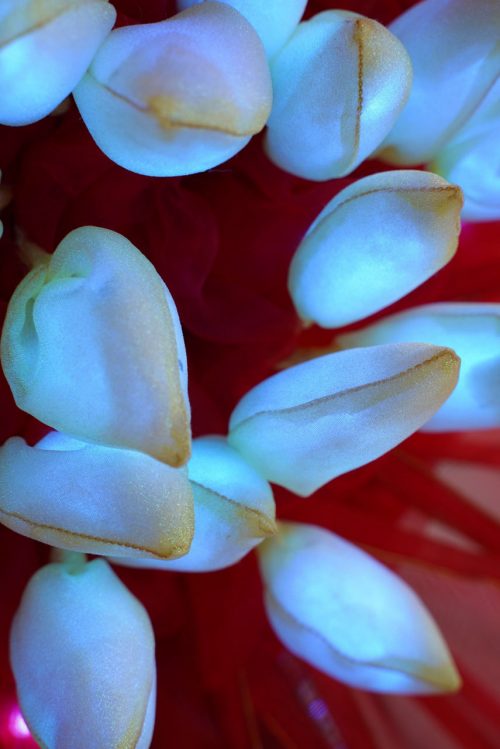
xmin=379 ymin=0 xmax=500 ymax=165
xmin=228 ymin=343 xmax=460 ymax=496
xmin=288 ymin=170 xmax=462 ymax=328
xmin=0 ymin=432 xmax=194 ymax=558
xmin=0 ymin=226 xmax=191 ymax=465
xmin=259 ymin=522 xmax=461 ymax=694
xmin=0 ymin=0 xmax=116 ymax=126
xmin=264 ymin=10 xmax=412 ymax=180
xmin=10 ymin=558 xmax=156 ymax=749
xmin=339 ymin=303 xmax=500 ymax=431
xmin=73 ymin=2 xmax=272 ymax=176
xmin=114 ymin=435 xmax=276 ymax=572
xmin=177 ymin=0 xmax=307 ymax=58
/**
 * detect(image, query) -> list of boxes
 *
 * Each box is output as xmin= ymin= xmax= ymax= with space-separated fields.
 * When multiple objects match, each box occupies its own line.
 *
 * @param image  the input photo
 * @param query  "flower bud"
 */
xmin=264 ymin=10 xmax=412 ymax=180
xmin=339 ymin=303 xmax=500 ymax=431
xmin=379 ymin=0 xmax=500 ymax=165
xmin=73 ymin=2 xmax=272 ymax=176
xmin=259 ymin=522 xmax=461 ymax=694
xmin=0 ymin=0 xmax=116 ymax=126
xmin=10 ymin=558 xmax=156 ymax=749
xmin=114 ymin=435 xmax=276 ymax=572
xmin=177 ymin=0 xmax=307 ymax=58
xmin=1 ymin=226 xmax=191 ymax=465
xmin=289 ymin=171 xmax=463 ymax=328
xmin=0 ymin=431 xmax=194 ymax=559
xmin=228 ymin=343 xmax=460 ymax=496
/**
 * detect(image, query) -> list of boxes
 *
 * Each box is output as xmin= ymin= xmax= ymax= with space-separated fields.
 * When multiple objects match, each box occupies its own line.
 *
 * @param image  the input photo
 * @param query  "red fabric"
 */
xmin=1 ymin=1 xmax=500 ymax=747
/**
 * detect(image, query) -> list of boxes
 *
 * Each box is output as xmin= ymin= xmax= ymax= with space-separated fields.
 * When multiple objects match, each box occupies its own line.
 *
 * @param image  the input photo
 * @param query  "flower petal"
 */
xmin=10 ymin=558 xmax=156 ymax=749
xmin=259 ymin=522 xmax=461 ymax=694
xmin=289 ymin=170 xmax=462 ymax=327
xmin=0 ymin=0 xmax=116 ymax=126
xmin=379 ymin=0 xmax=500 ymax=165
xmin=114 ymin=435 xmax=276 ymax=572
xmin=0 ymin=226 xmax=191 ymax=465
xmin=264 ymin=10 xmax=412 ymax=180
xmin=177 ymin=0 xmax=307 ymax=58
xmin=228 ymin=343 xmax=460 ymax=496
xmin=339 ymin=303 xmax=500 ymax=431
xmin=0 ymin=431 xmax=194 ymax=558
xmin=73 ymin=2 xmax=272 ymax=176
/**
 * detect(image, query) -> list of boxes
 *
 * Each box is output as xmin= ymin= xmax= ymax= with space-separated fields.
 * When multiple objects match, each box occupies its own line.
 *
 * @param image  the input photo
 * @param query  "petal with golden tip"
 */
xmin=10 ymin=558 xmax=156 ymax=749
xmin=0 ymin=431 xmax=194 ymax=559
xmin=114 ymin=435 xmax=276 ymax=572
xmin=0 ymin=0 xmax=116 ymax=126
xmin=259 ymin=522 xmax=461 ymax=694
xmin=0 ymin=226 xmax=191 ymax=465
xmin=73 ymin=2 xmax=272 ymax=176
xmin=228 ymin=343 xmax=460 ymax=496
xmin=289 ymin=171 xmax=462 ymax=327
xmin=264 ymin=10 xmax=412 ymax=180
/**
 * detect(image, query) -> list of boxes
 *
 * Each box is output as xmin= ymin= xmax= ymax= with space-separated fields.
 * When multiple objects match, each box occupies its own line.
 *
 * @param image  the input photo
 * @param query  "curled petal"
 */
xmin=73 ymin=2 xmax=272 ymax=176
xmin=0 ymin=0 xmax=116 ymax=126
xmin=379 ymin=0 xmax=500 ymax=165
xmin=177 ymin=0 xmax=307 ymax=58
xmin=10 ymin=558 xmax=156 ymax=749
xmin=339 ymin=303 xmax=500 ymax=431
xmin=228 ymin=343 xmax=460 ymax=496
xmin=0 ymin=226 xmax=191 ymax=465
xmin=264 ymin=10 xmax=412 ymax=180
xmin=259 ymin=522 xmax=461 ymax=694
xmin=0 ymin=432 xmax=194 ymax=559
xmin=115 ymin=435 xmax=276 ymax=572
xmin=289 ymin=171 xmax=462 ymax=328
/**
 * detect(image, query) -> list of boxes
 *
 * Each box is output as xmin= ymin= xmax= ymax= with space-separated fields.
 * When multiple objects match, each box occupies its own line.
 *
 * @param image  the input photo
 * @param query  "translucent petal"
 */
xmin=0 ymin=226 xmax=191 ymax=465
xmin=73 ymin=2 xmax=272 ymax=176
xmin=10 ymin=558 xmax=156 ymax=749
xmin=114 ymin=435 xmax=276 ymax=572
xmin=177 ymin=0 xmax=307 ymax=58
xmin=259 ymin=522 xmax=461 ymax=694
xmin=264 ymin=10 xmax=412 ymax=180
xmin=379 ymin=0 xmax=500 ymax=165
xmin=228 ymin=343 xmax=460 ymax=496
xmin=339 ymin=303 xmax=500 ymax=431
xmin=288 ymin=171 xmax=462 ymax=328
xmin=0 ymin=0 xmax=116 ymax=126
xmin=0 ymin=432 xmax=194 ymax=558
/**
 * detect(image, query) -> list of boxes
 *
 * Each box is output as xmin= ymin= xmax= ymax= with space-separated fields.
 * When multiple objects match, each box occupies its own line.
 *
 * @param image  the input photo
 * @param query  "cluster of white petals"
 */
xmin=259 ymin=523 xmax=461 ymax=694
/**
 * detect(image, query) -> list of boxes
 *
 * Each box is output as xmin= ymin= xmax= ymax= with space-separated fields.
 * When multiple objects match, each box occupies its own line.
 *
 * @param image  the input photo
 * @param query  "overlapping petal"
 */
xmin=0 ymin=0 xmax=116 ymax=126
xmin=259 ymin=522 xmax=461 ymax=694
xmin=339 ymin=303 xmax=500 ymax=431
xmin=10 ymin=557 xmax=156 ymax=749
xmin=115 ymin=435 xmax=276 ymax=572
xmin=264 ymin=10 xmax=412 ymax=180
xmin=228 ymin=343 xmax=460 ymax=496
xmin=0 ymin=226 xmax=191 ymax=465
xmin=288 ymin=171 xmax=462 ymax=327
xmin=0 ymin=431 xmax=194 ymax=559
xmin=73 ymin=2 xmax=272 ymax=176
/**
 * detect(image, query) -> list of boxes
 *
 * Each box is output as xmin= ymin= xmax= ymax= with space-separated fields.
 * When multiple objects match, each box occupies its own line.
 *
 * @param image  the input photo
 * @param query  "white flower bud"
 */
xmin=177 ymin=0 xmax=307 ymax=58
xmin=289 ymin=171 xmax=463 ymax=328
xmin=0 ymin=431 xmax=194 ymax=559
xmin=264 ymin=10 xmax=412 ymax=180
xmin=10 ymin=558 xmax=156 ymax=749
xmin=73 ymin=2 xmax=272 ymax=176
xmin=0 ymin=0 xmax=116 ymax=126
xmin=228 ymin=343 xmax=460 ymax=497
xmin=114 ymin=435 xmax=276 ymax=572
xmin=1 ymin=226 xmax=191 ymax=466
xmin=339 ymin=303 xmax=500 ymax=431
xmin=259 ymin=522 xmax=461 ymax=694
